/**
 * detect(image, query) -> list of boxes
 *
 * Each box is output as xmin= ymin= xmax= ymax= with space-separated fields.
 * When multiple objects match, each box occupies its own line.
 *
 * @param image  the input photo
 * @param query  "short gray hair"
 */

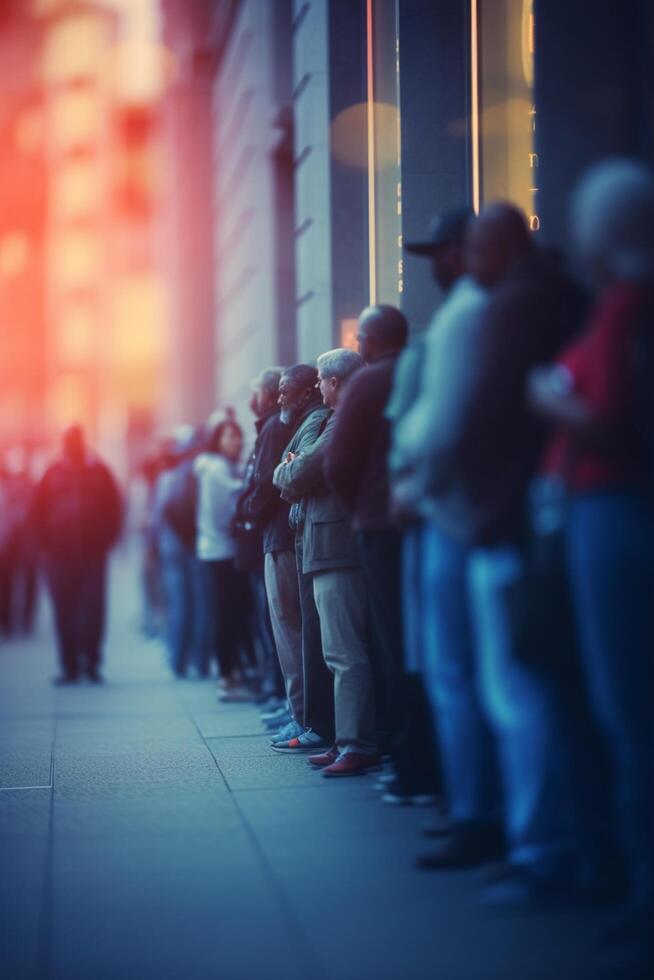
xmin=317 ymin=348 xmax=364 ymax=383
xmin=572 ymin=158 xmax=654 ymax=282
xmin=251 ymin=367 xmax=284 ymax=397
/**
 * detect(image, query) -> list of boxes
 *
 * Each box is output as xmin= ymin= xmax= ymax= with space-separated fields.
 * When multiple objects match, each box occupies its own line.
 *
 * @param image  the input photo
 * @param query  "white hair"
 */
xmin=572 ymin=158 xmax=654 ymax=282
xmin=317 ymin=348 xmax=364 ymax=382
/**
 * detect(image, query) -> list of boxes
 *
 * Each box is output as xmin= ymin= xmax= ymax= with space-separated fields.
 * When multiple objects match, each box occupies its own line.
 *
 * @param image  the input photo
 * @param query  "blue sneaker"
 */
xmin=272 ymin=729 xmax=331 ymax=754
xmin=270 ymin=720 xmax=305 ymax=746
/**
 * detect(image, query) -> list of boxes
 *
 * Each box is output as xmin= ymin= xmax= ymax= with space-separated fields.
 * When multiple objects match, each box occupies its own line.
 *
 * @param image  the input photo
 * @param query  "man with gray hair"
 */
xmin=274 ymin=349 xmax=380 ymax=776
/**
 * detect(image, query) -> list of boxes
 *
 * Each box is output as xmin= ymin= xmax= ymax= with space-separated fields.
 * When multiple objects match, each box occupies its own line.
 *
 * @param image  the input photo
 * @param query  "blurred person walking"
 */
xmin=275 ymin=349 xmax=380 ymax=776
xmin=0 ymin=447 xmax=39 ymax=637
xmin=33 ymin=425 xmax=122 ymax=684
xmin=325 ymin=305 xmax=440 ymax=803
xmin=194 ymin=417 xmax=256 ymax=697
xmin=531 ymin=159 xmax=654 ymax=930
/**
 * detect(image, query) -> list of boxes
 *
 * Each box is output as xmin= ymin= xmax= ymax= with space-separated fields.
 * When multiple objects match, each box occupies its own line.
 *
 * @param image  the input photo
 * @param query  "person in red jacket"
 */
xmin=34 ymin=425 xmax=122 ymax=684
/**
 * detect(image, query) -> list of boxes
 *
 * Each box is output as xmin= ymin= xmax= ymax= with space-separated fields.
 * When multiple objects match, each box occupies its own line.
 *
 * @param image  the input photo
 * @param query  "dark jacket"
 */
xmin=241 ymin=410 xmax=294 ymax=555
xmin=275 ymin=412 xmax=360 ymax=573
xmin=324 ymin=353 xmax=399 ymax=531
xmin=34 ymin=455 xmax=122 ymax=562
xmin=453 ymin=252 xmax=588 ymax=544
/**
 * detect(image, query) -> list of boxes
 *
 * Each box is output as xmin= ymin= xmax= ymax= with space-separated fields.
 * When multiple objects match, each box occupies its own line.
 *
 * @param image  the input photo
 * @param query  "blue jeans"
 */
xmin=158 ymin=528 xmax=195 ymax=675
xmin=468 ymin=544 xmax=577 ymax=867
xmin=567 ymin=491 xmax=654 ymax=906
xmin=420 ymin=522 xmax=499 ymax=823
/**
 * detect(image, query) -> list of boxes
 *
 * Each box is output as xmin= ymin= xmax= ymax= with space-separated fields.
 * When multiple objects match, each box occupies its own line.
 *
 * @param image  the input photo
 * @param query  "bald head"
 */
xmin=357 ymin=304 xmax=408 ymax=364
xmin=467 ymin=203 xmax=531 ymax=288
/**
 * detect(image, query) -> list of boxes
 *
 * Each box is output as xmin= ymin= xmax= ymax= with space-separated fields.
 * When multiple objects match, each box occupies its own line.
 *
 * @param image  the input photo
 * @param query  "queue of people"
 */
xmin=140 ymin=158 xmax=653 ymax=949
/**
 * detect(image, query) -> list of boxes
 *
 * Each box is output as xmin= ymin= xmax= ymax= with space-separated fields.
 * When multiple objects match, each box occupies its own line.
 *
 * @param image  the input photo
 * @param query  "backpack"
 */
xmin=162 ymin=458 xmax=197 ymax=550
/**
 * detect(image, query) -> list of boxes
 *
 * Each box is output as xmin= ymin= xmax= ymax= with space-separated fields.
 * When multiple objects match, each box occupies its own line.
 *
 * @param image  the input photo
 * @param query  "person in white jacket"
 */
xmin=194 ymin=417 xmax=255 ymax=695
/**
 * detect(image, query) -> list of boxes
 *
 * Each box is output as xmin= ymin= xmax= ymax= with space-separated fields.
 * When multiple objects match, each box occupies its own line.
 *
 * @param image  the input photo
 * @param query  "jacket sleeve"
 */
xmin=242 ymin=421 xmax=288 ymax=528
xmin=323 ymin=377 xmax=369 ymax=510
xmin=273 ymin=413 xmax=332 ymax=500
xmin=273 ymin=410 xmax=330 ymax=501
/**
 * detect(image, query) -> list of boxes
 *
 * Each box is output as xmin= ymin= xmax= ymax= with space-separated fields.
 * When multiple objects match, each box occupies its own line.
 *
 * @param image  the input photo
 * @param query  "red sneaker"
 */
xmin=307 ymin=746 xmax=339 ymax=768
xmin=322 ymin=752 xmax=382 ymax=778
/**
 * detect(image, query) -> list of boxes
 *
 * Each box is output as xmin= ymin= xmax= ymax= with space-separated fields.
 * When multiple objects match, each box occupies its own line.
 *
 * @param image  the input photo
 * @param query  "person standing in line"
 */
xmin=530 ymin=159 xmax=654 ymax=934
xmin=233 ymin=367 xmax=287 ymax=704
xmin=390 ymin=210 xmax=502 ymax=857
xmin=275 ymin=349 xmax=380 ymax=776
xmin=263 ymin=365 xmax=329 ymax=748
xmin=434 ymin=203 xmax=588 ymax=902
xmin=152 ymin=426 xmax=199 ymax=678
xmin=194 ymin=416 xmax=256 ymax=697
xmin=33 ymin=425 xmax=122 ymax=684
xmin=325 ymin=304 xmax=441 ymax=805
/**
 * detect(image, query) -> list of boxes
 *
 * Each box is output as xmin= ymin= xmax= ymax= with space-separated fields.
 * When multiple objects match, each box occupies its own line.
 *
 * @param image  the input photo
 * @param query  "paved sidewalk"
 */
xmin=0 ymin=553 xmax=624 ymax=979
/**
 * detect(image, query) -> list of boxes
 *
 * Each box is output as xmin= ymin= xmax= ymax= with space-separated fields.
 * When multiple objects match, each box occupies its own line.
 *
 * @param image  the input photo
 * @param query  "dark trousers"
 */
xmin=201 ymin=559 xmax=254 ymax=680
xmin=359 ymin=528 xmax=441 ymax=794
xmin=0 ymin=543 xmax=38 ymax=635
xmin=47 ymin=556 xmax=106 ymax=677
xmin=295 ymin=534 xmax=334 ymax=742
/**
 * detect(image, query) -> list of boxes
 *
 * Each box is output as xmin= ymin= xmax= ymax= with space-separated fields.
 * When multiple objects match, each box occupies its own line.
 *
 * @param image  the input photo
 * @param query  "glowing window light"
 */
xmin=54 ymin=231 xmax=101 ymax=290
xmin=0 ymin=233 xmax=30 ymax=280
xmin=50 ymin=90 xmax=100 ymax=149
xmin=49 ymin=374 xmax=89 ymax=428
xmin=59 ymin=309 xmax=95 ymax=364
xmin=53 ymin=162 xmax=100 ymax=221
xmin=111 ymin=276 xmax=166 ymax=371
xmin=340 ymin=319 xmax=359 ymax=351
xmin=42 ymin=16 xmax=108 ymax=85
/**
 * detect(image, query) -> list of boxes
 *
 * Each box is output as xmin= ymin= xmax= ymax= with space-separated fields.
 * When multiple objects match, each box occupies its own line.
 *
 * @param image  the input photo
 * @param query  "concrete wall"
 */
xmin=292 ymin=0 xmax=334 ymax=362
xmin=212 ymin=0 xmax=293 ymax=421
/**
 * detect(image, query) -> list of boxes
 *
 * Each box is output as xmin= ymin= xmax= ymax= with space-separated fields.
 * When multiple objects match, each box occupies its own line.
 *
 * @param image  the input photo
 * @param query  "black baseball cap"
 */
xmin=404 ymin=208 xmax=473 ymax=255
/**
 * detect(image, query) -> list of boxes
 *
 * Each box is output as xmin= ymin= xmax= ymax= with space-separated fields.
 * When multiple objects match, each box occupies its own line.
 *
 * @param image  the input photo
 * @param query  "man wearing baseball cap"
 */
xmin=388 ymin=207 xmax=505 ymax=869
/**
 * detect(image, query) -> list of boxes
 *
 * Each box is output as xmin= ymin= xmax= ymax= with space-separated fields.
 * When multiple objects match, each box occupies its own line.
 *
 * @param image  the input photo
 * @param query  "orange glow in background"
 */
xmin=0 ymin=0 xmax=172 ymax=473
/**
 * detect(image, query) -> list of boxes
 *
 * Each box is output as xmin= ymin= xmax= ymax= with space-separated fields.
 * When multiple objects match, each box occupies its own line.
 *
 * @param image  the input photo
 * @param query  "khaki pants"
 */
xmin=264 ymin=551 xmax=304 ymax=723
xmin=312 ymin=567 xmax=375 ymax=753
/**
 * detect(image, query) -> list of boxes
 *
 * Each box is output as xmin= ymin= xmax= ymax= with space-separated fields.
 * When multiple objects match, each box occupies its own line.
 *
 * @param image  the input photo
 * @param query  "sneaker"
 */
xmin=53 ymin=673 xmax=78 ymax=686
xmin=322 ymin=752 xmax=382 ymax=777
xmin=272 ymin=729 xmax=331 ymax=754
xmin=416 ymin=822 xmax=505 ymax=871
xmin=261 ymin=703 xmax=290 ymax=723
xmin=374 ymin=772 xmax=397 ymax=790
xmin=422 ymin=814 xmax=460 ymax=839
xmin=270 ymin=720 xmax=305 ymax=745
xmin=382 ymin=789 xmax=440 ymax=807
xmin=218 ymin=685 xmax=257 ymax=703
xmin=307 ymin=746 xmax=339 ymax=768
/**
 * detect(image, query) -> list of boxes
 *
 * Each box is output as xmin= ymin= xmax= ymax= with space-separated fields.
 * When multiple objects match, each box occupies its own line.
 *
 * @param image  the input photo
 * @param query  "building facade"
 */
xmin=194 ymin=0 xmax=654 ymax=419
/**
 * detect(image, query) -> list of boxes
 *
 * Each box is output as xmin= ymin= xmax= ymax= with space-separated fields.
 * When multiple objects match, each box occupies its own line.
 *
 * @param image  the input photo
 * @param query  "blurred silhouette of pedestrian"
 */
xmin=0 ymin=446 xmax=39 ymax=637
xmin=33 ymin=425 xmax=122 ymax=684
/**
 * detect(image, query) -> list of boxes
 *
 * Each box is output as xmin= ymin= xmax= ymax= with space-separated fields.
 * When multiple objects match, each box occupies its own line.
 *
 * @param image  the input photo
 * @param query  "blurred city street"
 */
xmin=0 ymin=549 xmax=625 ymax=980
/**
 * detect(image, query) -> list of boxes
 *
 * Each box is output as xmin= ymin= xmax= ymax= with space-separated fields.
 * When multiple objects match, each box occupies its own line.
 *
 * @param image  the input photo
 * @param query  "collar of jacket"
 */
xmin=254 ymin=408 xmax=281 ymax=435
xmin=293 ymin=394 xmax=324 ymax=431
